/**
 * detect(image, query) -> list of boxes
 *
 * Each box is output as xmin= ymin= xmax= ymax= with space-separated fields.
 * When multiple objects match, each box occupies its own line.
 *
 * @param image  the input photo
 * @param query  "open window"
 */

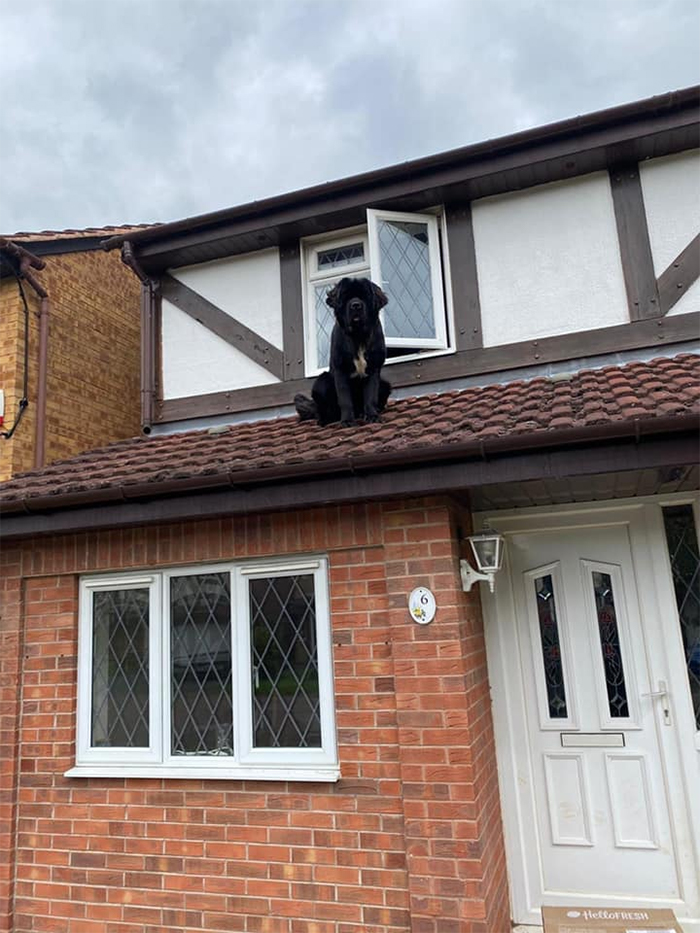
xmin=303 ymin=209 xmax=450 ymax=373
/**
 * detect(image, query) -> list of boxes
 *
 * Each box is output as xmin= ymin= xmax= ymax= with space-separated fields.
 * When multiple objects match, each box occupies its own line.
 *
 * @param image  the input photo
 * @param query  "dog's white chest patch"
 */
xmin=352 ymin=346 xmax=367 ymax=378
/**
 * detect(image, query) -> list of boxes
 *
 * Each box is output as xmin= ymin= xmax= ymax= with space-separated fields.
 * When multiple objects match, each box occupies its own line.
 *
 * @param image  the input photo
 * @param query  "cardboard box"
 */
xmin=542 ymin=906 xmax=682 ymax=933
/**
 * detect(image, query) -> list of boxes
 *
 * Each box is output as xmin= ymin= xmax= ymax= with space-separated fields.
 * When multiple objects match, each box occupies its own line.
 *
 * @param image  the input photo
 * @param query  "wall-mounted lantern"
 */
xmin=460 ymin=525 xmax=505 ymax=594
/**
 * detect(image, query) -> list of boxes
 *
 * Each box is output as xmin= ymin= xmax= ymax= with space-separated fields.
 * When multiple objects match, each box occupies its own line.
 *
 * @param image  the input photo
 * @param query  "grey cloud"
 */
xmin=1 ymin=0 xmax=698 ymax=233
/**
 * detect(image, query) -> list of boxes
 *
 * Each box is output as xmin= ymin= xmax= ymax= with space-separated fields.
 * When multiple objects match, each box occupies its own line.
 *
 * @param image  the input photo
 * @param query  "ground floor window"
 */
xmin=71 ymin=558 xmax=338 ymax=781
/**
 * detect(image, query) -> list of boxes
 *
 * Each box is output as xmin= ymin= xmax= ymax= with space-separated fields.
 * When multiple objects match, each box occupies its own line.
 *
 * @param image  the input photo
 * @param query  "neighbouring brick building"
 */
xmin=0 ymin=228 xmax=145 ymax=480
xmin=1 ymin=90 xmax=699 ymax=933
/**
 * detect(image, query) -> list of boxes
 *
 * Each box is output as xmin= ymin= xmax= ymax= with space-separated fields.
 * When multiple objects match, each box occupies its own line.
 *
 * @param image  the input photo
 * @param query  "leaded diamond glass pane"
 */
xmin=250 ymin=574 xmax=321 ymax=748
xmin=534 ymin=575 xmax=568 ymax=718
xmin=170 ymin=573 xmax=233 ymax=756
xmin=317 ymin=242 xmax=364 ymax=270
xmin=314 ymin=283 xmax=335 ymax=369
xmin=378 ymin=219 xmax=436 ymax=340
xmin=663 ymin=505 xmax=700 ymax=729
xmin=91 ymin=589 xmax=149 ymax=747
xmin=592 ymin=571 xmax=629 ymax=718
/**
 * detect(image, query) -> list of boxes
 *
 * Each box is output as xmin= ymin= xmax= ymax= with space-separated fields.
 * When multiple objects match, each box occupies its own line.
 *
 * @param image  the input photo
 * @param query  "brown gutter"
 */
xmin=16 ymin=253 xmax=50 ymax=470
xmin=120 ymin=241 xmax=150 ymax=285
xmin=1 ymin=411 xmax=697 ymax=519
xmin=0 ymin=241 xmax=50 ymax=463
xmin=34 ymin=296 xmax=49 ymax=469
xmin=101 ymin=86 xmax=699 ymax=254
xmin=0 ymin=238 xmax=46 ymax=274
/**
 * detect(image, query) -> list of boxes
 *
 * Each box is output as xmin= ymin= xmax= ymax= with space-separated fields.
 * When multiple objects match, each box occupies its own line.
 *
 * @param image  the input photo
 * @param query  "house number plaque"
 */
xmin=408 ymin=587 xmax=436 ymax=625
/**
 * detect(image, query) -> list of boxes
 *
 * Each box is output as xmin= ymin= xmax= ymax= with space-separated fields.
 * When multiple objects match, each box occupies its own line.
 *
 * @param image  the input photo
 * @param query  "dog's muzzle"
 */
xmin=347 ymin=299 xmax=366 ymax=329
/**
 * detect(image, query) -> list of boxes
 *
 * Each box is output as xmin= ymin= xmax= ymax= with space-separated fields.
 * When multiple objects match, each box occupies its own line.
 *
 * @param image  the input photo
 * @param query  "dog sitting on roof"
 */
xmin=295 ymin=277 xmax=392 ymax=427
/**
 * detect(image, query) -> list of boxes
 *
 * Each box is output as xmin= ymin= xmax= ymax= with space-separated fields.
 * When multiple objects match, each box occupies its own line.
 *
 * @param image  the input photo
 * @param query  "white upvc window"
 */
xmin=305 ymin=229 xmax=370 ymax=375
xmin=302 ymin=209 xmax=451 ymax=374
xmin=69 ymin=558 xmax=338 ymax=781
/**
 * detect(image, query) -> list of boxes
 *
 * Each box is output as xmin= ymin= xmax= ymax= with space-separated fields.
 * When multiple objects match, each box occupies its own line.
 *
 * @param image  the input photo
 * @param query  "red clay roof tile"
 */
xmin=0 ymin=354 xmax=697 ymax=513
xmin=4 ymin=224 xmax=157 ymax=242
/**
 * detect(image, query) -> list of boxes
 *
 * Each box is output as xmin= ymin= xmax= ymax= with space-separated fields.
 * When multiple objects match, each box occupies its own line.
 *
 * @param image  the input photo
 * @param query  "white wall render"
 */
xmin=473 ymin=173 xmax=629 ymax=347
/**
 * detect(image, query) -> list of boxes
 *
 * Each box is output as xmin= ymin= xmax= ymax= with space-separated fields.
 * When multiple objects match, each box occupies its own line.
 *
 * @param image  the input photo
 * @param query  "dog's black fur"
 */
xmin=295 ymin=277 xmax=392 ymax=427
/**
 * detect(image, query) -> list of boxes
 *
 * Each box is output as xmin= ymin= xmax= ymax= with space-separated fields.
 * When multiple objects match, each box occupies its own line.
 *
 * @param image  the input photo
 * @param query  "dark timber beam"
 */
xmin=657 ymin=233 xmax=700 ymax=315
xmin=160 ymin=273 xmax=285 ymax=380
xmin=445 ymin=203 xmax=483 ymax=350
xmin=609 ymin=163 xmax=660 ymax=321
xmin=140 ymin=282 xmax=157 ymax=430
xmin=279 ymin=243 xmax=306 ymax=380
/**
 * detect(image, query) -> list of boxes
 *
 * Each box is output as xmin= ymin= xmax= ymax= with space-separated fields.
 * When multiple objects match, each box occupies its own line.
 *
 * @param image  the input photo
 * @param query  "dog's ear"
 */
xmin=326 ymin=278 xmax=347 ymax=310
xmin=326 ymin=283 xmax=339 ymax=310
xmin=371 ymin=282 xmax=388 ymax=311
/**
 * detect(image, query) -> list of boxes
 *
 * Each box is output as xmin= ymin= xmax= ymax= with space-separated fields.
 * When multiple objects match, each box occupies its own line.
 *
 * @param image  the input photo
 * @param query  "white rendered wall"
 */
xmin=473 ymin=173 xmax=629 ymax=347
xmin=161 ymin=300 xmax=280 ymax=400
xmin=639 ymin=150 xmax=700 ymax=317
xmin=172 ymin=248 xmax=283 ymax=348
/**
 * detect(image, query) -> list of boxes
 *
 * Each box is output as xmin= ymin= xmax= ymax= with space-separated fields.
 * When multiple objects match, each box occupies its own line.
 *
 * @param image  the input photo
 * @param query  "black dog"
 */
xmin=295 ymin=277 xmax=391 ymax=427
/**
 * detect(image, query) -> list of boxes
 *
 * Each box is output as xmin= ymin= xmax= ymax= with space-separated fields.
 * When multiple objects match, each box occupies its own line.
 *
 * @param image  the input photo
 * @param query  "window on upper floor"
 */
xmin=70 ymin=558 xmax=338 ymax=781
xmin=303 ymin=208 xmax=451 ymax=373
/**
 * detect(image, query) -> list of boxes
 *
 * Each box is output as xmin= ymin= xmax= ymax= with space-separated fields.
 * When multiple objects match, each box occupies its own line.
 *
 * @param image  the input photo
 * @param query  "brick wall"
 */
xmin=0 ymin=280 xmax=39 ymax=481
xmin=0 ymin=248 xmax=140 ymax=481
xmin=0 ymin=498 xmax=510 ymax=933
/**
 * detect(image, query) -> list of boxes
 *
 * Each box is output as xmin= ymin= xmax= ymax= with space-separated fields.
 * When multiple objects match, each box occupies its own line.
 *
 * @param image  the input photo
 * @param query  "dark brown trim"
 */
xmin=140 ymin=283 xmax=156 ymax=430
xmin=156 ymin=378 xmax=312 ymax=422
xmin=657 ymin=233 xmax=700 ymax=315
xmin=102 ymin=87 xmax=699 ymax=261
xmin=155 ymin=312 xmax=700 ymax=423
xmin=445 ymin=204 xmax=482 ymax=350
xmin=160 ymin=274 xmax=285 ymax=380
xmin=279 ymin=243 xmax=306 ymax=380
xmin=609 ymin=164 xmax=660 ymax=320
xmin=2 ymin=432 xmax=696 ymax=539
xmin=33 ymin=297 xmax=50 ymax=469
xmin=137 ymin=105 xmax=699 ymax=270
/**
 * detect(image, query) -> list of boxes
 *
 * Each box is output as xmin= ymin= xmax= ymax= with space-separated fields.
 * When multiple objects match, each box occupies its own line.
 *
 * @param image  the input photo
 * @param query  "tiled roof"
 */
xmin=4 ymin=224 xmax=157 ymax=243
xmin=1 ymin=354 xmax=698 ymax=513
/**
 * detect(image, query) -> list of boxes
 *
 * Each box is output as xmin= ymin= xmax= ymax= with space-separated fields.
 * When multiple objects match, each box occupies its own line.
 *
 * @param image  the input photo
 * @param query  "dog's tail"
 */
xmin=294 ymin=393 xmax=318 ymax=421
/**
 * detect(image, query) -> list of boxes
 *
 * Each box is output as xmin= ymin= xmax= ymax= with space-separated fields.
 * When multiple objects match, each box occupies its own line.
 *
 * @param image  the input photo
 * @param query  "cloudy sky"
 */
xmin=1 ymin=0 xmax=698 ymax=235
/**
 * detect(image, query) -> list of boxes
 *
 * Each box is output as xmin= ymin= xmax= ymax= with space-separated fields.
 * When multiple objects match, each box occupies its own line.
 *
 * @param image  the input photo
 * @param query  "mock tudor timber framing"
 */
xmin=160 ymin=273 xmax=285 ymax=379
xmin=609 ymin=163 xmax=660 ymax=320
xmin=658 ymin=233 xmax=700 ymax=315
xmin=154 ymin=310 xmax=700 ymax=424
xmin=125 ymin=88 xmax=699 ymax=428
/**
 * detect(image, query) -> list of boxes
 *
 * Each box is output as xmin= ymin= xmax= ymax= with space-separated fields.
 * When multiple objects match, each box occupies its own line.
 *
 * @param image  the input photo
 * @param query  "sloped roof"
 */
xmin=5 ymin=224 xmax=156 ymax=243
xmin=1 ymin=354 xmax=697 ymax=517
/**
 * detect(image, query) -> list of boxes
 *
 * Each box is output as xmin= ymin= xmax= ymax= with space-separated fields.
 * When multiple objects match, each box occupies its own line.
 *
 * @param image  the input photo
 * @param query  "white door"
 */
xmin=486 ymin=508 xmax=700 ymax=927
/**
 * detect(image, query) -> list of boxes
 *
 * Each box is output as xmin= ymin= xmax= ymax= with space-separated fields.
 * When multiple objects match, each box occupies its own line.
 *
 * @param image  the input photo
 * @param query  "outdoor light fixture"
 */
xmin=460 ymin=525 xmax=505 ymax=594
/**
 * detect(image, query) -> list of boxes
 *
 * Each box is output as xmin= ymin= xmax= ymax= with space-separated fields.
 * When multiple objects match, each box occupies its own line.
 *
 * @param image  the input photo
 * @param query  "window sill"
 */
xmin=304 ymin=345 xmax=455 ymax=379
xmin=65 ymin=764 xmax=341 ymax=782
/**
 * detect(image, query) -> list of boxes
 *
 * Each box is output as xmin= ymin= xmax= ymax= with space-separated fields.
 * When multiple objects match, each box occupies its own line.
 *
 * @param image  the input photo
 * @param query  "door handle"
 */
xmin=641 ymin=680 xmax=671 ymax=725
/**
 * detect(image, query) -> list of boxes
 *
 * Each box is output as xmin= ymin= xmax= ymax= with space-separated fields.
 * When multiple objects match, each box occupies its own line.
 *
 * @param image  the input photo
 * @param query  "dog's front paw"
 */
xmin=363 ymin=408 xmax=379 ymax=423
xmin=340 ymin=418 xmax=356 ymax=428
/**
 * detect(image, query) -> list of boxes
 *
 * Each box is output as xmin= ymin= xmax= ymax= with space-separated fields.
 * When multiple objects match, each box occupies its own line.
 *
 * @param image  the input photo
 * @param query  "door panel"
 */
xmin=511 ymin=524 xmax=680 ymax=900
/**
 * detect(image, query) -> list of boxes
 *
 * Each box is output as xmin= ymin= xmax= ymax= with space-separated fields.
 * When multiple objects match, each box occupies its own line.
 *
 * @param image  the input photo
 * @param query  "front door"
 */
xmin=485 ymin=507 xmax=700 ymax=927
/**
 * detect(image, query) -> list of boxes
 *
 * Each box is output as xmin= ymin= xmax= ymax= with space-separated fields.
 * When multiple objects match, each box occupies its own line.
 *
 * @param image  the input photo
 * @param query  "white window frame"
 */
xmin=367 ymin=208 xmax=449 ymax=351
xmin=303 ymin=227 xmax=369 ymax=374
xmin=301 ymin=209 xmax=453 ymax=377
xmin=76 ymin=574 xmax=162 ymax=768
xmin=68 ymin=558 xmax=339 ymax=782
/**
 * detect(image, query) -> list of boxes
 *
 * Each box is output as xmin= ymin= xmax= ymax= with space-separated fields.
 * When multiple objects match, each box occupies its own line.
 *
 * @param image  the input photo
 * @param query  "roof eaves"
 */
xmin=101 ymin=85 xmax=700 ymax=254
xmin=2 ymin=411 xmax=696 ymax=524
